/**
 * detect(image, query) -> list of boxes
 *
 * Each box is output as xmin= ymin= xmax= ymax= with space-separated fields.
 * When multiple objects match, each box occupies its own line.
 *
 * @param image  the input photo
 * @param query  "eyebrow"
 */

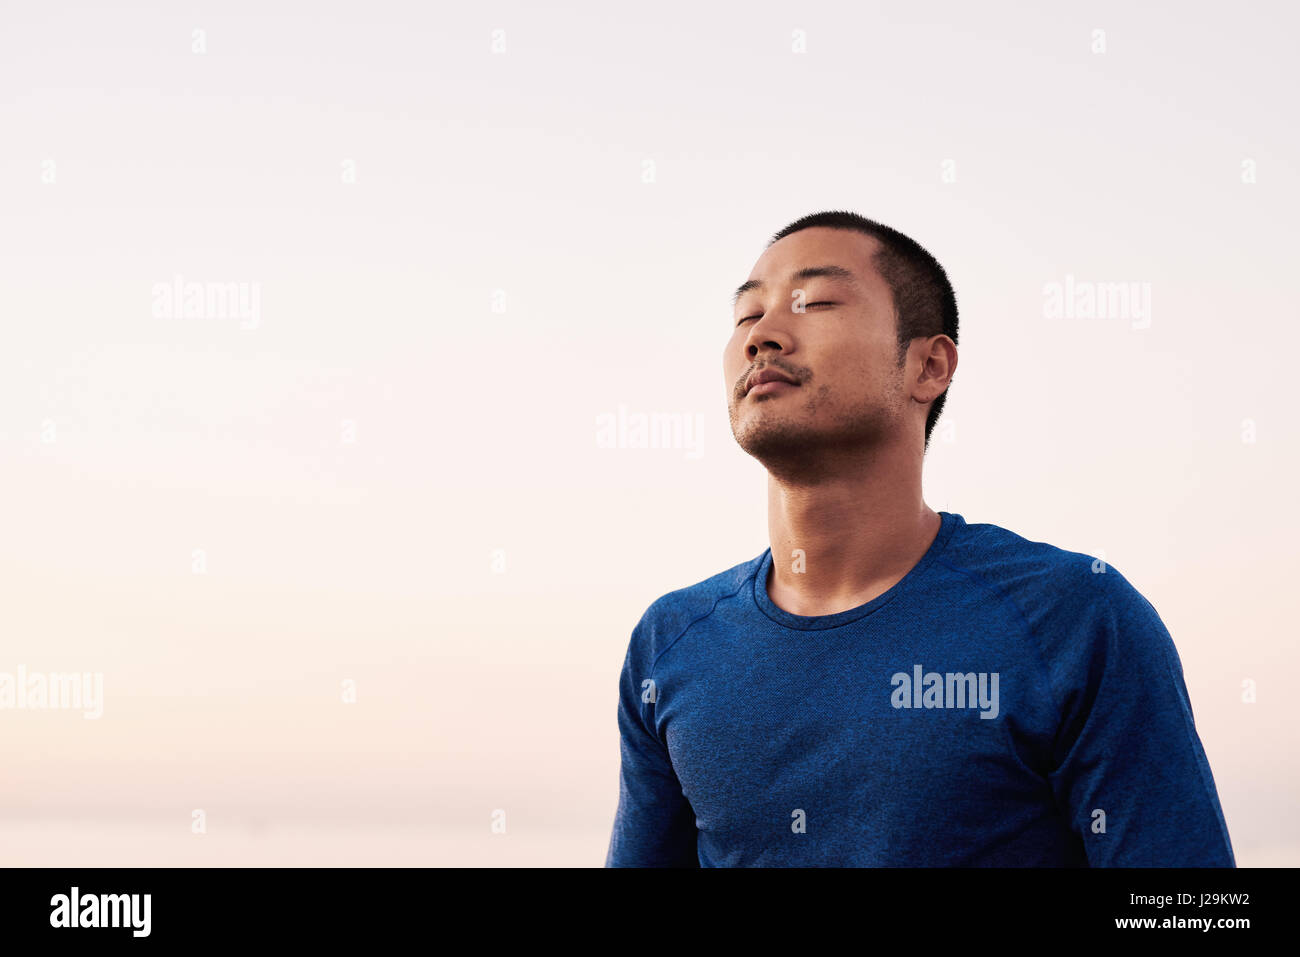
xmin=731 ymin=264 xmax=858 ymax=307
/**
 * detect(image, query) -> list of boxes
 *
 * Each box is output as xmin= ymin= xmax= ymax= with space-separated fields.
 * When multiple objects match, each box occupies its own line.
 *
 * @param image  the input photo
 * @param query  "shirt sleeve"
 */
xmin=1045 ymin=572 xmax=1235 ymax=866
xmin=604 ymin=621 xmax=700 ymax=868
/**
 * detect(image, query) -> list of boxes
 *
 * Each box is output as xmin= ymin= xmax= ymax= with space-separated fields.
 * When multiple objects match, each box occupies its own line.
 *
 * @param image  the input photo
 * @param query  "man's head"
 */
xmin=724 ymin=211 xmax=958 ymax=473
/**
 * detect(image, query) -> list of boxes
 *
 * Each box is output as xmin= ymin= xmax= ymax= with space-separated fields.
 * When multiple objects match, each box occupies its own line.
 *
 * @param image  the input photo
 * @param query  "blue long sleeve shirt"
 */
xmin=605 ymin=511 xmax=1235 ymax=867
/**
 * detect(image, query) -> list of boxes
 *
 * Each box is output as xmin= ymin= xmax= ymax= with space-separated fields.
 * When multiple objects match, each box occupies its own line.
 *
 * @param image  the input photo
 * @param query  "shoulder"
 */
xmin=941 ymin=515 xmax=1171 ymax=664
xmin=627 ymin=552 xmax=766 ymax=669
xmin=944 ymin=514 xmax=1149 ymax=609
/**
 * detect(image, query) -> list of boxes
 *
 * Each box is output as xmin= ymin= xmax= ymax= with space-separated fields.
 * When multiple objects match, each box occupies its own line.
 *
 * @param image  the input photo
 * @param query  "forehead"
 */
xmin=739 ymin=227 xmax=887 ymax=299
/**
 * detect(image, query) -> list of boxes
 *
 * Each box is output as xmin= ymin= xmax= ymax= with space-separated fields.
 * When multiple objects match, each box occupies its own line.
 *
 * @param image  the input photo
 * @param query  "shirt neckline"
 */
xmin=752 ymin=511 xmax=962 ymax=630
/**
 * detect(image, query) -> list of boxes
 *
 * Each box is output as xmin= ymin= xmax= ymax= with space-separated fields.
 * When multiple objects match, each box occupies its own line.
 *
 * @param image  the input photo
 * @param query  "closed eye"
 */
xmin=736 ymin=302 xmax=836 ymax=326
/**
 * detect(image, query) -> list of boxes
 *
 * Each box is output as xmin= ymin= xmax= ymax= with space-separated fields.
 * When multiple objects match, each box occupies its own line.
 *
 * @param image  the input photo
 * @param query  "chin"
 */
xmin=732 ymin=417 xmax=817 ymax=460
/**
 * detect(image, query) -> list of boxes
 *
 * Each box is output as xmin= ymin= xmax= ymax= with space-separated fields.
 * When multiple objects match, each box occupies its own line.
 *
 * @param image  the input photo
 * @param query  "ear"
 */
xmin=913 ymin=336 xmax=957 ymax=402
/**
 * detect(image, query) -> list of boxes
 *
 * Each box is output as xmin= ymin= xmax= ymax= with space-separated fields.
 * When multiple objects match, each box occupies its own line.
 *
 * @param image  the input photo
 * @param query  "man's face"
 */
xmin=724 ymin=226 xmax=910 ymax=467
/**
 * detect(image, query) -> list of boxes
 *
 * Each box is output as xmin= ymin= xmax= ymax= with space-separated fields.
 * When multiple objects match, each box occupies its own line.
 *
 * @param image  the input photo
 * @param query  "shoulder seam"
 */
xmin=649 ymin=567 xmax=758 ymax=675
xmin=932 ymin=554 xmax=1066 ymax=771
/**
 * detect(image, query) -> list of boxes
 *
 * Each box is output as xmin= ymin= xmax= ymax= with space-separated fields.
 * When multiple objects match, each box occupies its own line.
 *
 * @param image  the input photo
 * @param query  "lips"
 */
xmin=745 ymin=368 xmax=799 ymax=395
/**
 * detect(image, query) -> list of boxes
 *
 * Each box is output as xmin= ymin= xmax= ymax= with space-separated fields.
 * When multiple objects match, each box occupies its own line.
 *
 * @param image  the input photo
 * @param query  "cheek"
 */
xmin=814 ymin=350 xmax=888 ymax=403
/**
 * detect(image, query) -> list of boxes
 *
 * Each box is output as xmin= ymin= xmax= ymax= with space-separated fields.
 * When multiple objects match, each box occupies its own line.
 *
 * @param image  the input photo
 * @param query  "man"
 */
xmin=604 ymin=210 xmax=1235 ymax=867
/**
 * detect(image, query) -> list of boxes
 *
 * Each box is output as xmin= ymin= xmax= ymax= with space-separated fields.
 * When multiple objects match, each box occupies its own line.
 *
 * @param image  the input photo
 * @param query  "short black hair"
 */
xmin=767 ymin=210 xmax=958 ymax=450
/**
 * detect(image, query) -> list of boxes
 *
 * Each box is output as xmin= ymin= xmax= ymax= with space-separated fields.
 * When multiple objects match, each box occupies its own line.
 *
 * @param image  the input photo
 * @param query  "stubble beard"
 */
xmin=729 ymin=378 xmax=907 ymax=484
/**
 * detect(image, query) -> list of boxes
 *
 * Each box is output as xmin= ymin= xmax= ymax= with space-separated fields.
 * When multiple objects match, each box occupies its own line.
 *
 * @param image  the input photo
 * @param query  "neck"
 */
xmin=764 ymin=439 xmax=939 ymax=617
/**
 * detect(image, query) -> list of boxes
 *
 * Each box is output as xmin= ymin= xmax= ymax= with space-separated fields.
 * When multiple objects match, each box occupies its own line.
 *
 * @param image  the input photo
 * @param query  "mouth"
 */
xmin=746 ymin=379 xmax=798 ymax=397
xmin=744 ymin=368 xmax=801 ymax=397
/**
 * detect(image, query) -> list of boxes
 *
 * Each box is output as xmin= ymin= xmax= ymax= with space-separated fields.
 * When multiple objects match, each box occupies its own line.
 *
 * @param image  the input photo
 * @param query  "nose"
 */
xmin=743 ymin=311 xmax=790 ymax=360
